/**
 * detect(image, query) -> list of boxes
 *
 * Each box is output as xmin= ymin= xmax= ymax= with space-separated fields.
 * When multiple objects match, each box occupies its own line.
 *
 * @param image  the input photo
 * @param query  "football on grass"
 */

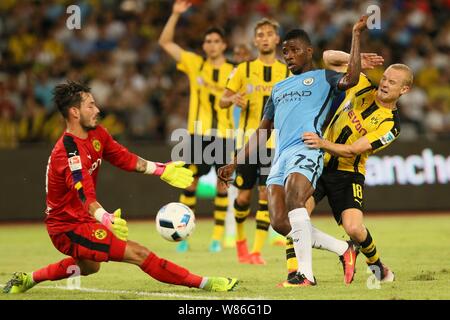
xmin=156 ymin=202 xmax=195 ymax=242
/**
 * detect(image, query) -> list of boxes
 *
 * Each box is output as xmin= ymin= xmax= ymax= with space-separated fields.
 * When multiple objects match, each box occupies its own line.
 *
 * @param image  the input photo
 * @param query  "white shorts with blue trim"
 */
xmin=266 ymin=144 xmax=324 ymax=189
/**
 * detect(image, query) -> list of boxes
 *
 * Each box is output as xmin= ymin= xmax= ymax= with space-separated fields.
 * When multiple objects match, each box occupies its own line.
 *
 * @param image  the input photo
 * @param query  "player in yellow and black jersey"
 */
xmin=159 ymin=0 xmax=235 ymax=253
xmin=219 ymin=18 xmax=290 ymax=265
xmin=296 ymin=51 xmax=413 ymax=283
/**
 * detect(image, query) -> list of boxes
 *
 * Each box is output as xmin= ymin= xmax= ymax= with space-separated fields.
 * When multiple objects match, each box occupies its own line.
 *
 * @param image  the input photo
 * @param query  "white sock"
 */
xmin=225 ymin=186 xmax=237 ymax=237
xmin=287 ymin=208 xmax=314 ymax=282
xmin=199 ymin=277 xmax=208 ymax=289
xmin=30 ymin=272 xmax=36 ymax=284
xmin=311 ymin=225 xmax=348 ymax=256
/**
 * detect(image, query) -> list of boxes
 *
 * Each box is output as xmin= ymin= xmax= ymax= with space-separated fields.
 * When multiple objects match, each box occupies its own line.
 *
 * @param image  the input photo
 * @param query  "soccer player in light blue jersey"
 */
xmin=219 ymin=16 xmax=368 ymax=286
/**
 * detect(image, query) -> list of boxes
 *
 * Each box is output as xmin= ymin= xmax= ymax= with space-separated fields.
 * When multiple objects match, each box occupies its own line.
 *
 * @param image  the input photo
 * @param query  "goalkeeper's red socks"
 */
xmin=31 ymin=254 xmax=203 ymax=288
xmin=32 ymin=257 xmax=77 ymax=283
xmin=140 ymin=252 xmax=203 ymax=288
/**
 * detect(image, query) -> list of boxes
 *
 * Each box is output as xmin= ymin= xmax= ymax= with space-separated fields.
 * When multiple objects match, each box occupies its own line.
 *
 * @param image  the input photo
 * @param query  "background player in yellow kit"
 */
xmin=220 ymin=18 xmax=290 ymax=264
xmin=159 ymin=0 xmax=235 ymax=252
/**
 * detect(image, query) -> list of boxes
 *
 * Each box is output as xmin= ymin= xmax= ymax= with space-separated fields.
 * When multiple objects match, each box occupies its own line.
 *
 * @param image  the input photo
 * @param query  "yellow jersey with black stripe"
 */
xmin=177 ymin=50 xmax=235 ymax=138
xmin=226 ymin=58 xmax=290 ymax=148
xmin=324 ymin=73 xmax=401 ymax=175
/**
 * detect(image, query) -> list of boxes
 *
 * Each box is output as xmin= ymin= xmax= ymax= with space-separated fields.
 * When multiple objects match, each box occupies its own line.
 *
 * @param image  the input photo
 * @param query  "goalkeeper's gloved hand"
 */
xmin=149 ymin=161 xmax=194 ymax=189
xmin=96 ymin=208 xmax=128 ymax=241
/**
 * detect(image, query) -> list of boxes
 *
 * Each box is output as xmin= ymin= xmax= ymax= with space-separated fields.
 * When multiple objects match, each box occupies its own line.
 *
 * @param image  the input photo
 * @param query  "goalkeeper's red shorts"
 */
xmin=49 ymin=222 xmax=126 ymax=262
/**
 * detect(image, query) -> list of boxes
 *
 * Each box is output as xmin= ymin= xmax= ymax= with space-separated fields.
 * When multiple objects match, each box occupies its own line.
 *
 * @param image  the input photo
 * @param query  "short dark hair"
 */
xmin=204 ymin=27 xmax=226 ymax=41
xmin=53 ymin=80 xmax=91 ymax=119
xmin=282 ymin=29 xmax=312 ymax=46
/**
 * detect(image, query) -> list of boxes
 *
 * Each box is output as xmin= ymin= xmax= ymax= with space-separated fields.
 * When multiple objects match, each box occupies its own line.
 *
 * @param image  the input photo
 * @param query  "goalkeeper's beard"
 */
xmin=80 ymin=114 xmax=99 ymax=131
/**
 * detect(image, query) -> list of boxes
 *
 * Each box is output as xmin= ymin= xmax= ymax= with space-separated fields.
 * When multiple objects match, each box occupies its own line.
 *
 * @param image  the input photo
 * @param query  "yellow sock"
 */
xmin=179 ymin=190 xmax=196 ymax=211
xmin=212 ymin=193 xmax=228 ymax=241
xmin=252 ymin=200 xmax=270 ymax=253
xmin=286 ymin=237 xmax=298 ymax=272
xmin=234 ymin=200 xmax=250 ymax=241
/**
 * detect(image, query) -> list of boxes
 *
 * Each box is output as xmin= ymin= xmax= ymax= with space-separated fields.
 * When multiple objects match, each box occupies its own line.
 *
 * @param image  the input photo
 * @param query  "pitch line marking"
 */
xmin=0 ymin=284 xmax=268 ymax=300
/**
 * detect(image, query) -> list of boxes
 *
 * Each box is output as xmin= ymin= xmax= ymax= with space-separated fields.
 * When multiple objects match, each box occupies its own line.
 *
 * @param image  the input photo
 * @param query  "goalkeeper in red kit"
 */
xmin=3 ymin=81 xmax=238 ymax=294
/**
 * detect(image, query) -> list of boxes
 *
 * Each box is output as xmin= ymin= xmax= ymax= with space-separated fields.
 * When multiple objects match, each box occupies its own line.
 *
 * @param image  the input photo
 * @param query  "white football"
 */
xmin=156 ymin=202 xmax=195 ymax=242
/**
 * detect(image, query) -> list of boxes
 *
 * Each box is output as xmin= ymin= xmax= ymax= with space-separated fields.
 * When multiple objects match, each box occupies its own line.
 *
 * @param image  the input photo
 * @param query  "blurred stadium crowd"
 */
xmin=0 ymin=0 xmax=449 ymax=148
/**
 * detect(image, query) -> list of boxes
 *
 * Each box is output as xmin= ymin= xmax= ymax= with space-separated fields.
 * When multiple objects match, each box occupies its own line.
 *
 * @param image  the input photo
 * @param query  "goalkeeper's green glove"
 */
xmin=95 ymin=208 xmax=128 ymax=241
xmin=146 ymin=160 xmax=194 ymax=189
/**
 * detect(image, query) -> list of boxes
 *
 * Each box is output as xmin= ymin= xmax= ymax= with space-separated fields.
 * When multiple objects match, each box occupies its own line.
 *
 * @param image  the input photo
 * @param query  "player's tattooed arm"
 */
xmin=337 ymin=15 xmax=368 ymax=90
xmin=136 ymin=158 xmax=194 ymax=189
xmin=88 ymin=201 xmax=103 ymax=217
xmin=135 ymin=157 xmax=148 ymax=173
xmin=136 ymin=157 xmax=164 ymax=174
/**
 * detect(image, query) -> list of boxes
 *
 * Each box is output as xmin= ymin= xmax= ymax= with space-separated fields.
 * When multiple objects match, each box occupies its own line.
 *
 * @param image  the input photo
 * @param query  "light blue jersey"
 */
xmin=263 ymin=69 xmax=343 ymax=187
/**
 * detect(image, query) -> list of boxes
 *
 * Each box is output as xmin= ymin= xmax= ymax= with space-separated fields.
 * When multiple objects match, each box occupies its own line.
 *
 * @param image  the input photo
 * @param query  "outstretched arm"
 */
xmin=101 ymin=125 xmax=193 ymax=189
xmin=337 ymin=16 xmax=367 ymax=90
xmin=136 ymin=157 xmax=193 ymax=189
xmin=217 ymin=119 xmax=272 ymax=185
xmin=323 ymin=50 xmax=348 ymax=65
xmin=302 ymin=132 xmax=371 ymax=158
xmin=218 ymin=93 xmax=275 ymax=185
xmin=323 ymin=50 xmax=384 ymax=73
xmin=135 ymin=157 xmax=150 ymax=173
xmin=236 ymin=119 xmax=273 ymax=165
xmin=158 ymin=0 xmax=192 ymax=62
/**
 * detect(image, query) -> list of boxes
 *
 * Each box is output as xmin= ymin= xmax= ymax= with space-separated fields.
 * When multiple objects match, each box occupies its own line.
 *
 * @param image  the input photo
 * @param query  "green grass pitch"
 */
xmin=1 ymin=214 xmax=449 ymax=300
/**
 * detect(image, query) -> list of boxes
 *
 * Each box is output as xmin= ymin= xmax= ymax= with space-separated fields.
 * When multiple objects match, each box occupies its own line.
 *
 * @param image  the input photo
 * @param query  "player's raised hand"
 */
xmin=361 ymin=53 xmax=384 ymax=70
xmin=160 ymin=161 xmax=194 ymax=189
xmin=353 ymin=15 xmax=368 ymax=34
xmin=302 ymin=132 xmax=324 ymax=149
xmin=217 ymin=163 xmax=237 ymax=188
xmin=173 ymin=0 xmax=192 ymax=15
